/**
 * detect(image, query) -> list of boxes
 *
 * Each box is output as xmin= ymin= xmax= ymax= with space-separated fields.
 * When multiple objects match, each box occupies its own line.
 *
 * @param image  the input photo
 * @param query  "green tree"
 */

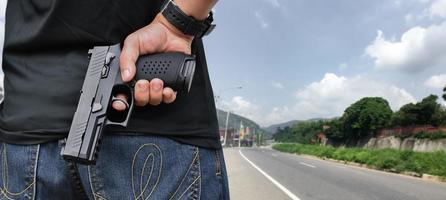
xmin=417 ymin=95 xmax=440 ymax=124
xmin=391 ymin=95 xmax=446 ymax=126
xmin=273 ymin=120 xmax=326 ymax=144
xmin=290 ymin=120 xmax=324 ymax=144
xmin=342 ymin=97 xmax=393 ymax=139
xmin=391 ymin=103 xmax=417 ymax=126
xmin=443 ymin=86 xmax=446 ymax=101
xmin=273 ymin=126 xmax=292 ymax=142
xmin=324 ymin=118 xmax=345 ymax=139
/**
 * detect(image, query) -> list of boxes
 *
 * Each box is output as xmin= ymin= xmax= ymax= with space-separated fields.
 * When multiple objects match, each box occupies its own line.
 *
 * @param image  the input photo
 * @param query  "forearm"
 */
xmin=174 ymin=0 xmax=217 ymax=20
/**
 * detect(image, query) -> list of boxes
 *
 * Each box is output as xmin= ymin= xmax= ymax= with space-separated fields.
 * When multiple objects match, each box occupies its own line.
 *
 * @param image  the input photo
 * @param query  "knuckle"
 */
xmin=149 ymin=94 xmax=162 ymax=105
xmin=125 ymin=33 xmax=137 ymax=43
xmin=149 ymin=100 xmax=161 ymax=106
xmin=134 ymin=92 xmax=149 ymax=106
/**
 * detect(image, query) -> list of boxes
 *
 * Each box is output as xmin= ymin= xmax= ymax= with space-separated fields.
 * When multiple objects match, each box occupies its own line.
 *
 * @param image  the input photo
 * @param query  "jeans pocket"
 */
xmin=86 ymin=134 xmax=202 ymax=200
xmin=169 ymin=147 xmax=201 ymax=200
xmin=0 ymin=143 xmax=39 ymax=200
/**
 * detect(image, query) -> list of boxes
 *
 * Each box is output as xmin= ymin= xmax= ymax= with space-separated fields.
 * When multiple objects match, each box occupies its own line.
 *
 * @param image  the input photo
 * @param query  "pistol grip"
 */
xmin=134 ymin=53 xmax=195 ymax=92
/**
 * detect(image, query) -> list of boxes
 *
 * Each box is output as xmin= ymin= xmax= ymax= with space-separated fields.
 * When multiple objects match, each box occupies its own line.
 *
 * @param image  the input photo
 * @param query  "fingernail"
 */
xmin=113 ymin=101 xmax=126 ymax=111
xmin=153 ymin=82 xmax=162 ymax=91
xmin=123 ymin=68 xmax=131 ymax=79
xmin=136 ymin=82 xmax=145 ymax=92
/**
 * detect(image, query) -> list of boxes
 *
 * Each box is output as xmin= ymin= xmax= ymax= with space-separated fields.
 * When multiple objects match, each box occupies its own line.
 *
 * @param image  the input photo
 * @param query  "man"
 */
xmin=0 ymin=0 xmax=229 ymax=199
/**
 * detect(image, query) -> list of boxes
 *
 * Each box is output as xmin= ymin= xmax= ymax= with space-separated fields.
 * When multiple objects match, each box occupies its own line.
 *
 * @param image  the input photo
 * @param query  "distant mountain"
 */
xmin=263 ymin=118 xmax=329 ymax=135
xmin=262 ymin=120 xmax=302 ymax=134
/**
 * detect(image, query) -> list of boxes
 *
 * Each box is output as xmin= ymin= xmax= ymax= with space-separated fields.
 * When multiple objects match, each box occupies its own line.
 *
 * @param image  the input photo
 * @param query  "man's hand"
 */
xmin=112 ymin=13 xmax=194 ymax=111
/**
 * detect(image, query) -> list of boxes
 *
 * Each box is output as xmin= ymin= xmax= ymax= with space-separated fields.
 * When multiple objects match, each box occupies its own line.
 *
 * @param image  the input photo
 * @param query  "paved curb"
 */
xmin=287 ymin=153 xmax=446 ymax=184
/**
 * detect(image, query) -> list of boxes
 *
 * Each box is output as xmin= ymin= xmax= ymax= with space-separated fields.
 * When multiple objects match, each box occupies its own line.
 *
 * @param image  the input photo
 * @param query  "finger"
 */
xmin=162 ymin=87 xmax=177 ymax=104
xmin=134 ymin=79 xmax=150 ymax=106
xmin=149 ymin=78 xmax=163 ymax=106
xmin=120 ymin=33 xmax=140 ymax=82
xmin=112 ymin=94 xmax=129 ymax=111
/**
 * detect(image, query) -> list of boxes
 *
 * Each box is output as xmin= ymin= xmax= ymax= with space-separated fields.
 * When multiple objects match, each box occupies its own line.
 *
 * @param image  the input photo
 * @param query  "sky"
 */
xmin=204 ymin=0 xmax=446 ymax=127
xmin=0 ymin=0 xmax=445 ymax=127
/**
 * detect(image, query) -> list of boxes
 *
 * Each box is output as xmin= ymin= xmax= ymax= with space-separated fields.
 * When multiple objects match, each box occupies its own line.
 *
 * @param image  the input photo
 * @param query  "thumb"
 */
xmin=119 ymin=26 xmax=167 ymax=82
xmin=119 ymin=33 xmax=140 ymax=82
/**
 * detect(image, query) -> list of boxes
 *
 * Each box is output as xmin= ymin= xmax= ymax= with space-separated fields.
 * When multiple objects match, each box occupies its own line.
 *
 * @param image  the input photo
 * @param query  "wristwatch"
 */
xmin=161 ymin=0 xmax=216 ymax=38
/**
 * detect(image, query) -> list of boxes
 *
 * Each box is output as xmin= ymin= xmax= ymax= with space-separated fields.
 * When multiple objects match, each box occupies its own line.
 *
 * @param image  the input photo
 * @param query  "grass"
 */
xmin=414 ymin=131 xmax=446 ymax=140
xmin=273 ymin=143 xmax=446 ymax=178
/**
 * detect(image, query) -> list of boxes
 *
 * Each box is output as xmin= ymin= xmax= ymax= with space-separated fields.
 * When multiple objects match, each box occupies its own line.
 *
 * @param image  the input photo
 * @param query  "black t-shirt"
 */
xmin=0 ymin=0 xmax=221 ymax=149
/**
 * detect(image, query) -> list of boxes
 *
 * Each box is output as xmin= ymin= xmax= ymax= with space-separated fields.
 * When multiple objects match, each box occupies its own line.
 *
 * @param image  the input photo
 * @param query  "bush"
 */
xmin=273 ymin=143 xmax=446 ymax=178
xmin=414 ymin=131 xmax=446 ymax=140
xmin=353 ymin=150 xmax=372 ymax=164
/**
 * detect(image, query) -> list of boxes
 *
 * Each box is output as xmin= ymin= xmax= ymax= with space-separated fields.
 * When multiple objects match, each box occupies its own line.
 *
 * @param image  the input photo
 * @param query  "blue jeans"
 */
xmin=0 ymin=134 xmax=230 ymax=200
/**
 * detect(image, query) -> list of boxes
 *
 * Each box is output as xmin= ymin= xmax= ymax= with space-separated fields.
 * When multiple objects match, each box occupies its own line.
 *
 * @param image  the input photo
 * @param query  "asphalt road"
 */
xmin=224 ymin=147 xmax=446 ymax=200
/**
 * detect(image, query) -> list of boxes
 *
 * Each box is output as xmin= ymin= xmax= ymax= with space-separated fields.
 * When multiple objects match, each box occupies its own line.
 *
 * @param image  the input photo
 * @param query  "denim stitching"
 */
xmin=198 ymin=163 xmax=201 ymax=200
xmin=93 ymin=192 xmax=107 ymax=200
xmin=177 ymin=148 xmax=201 ymax=200
xmin=0 ymin=191 xmax=13 ymax=200
xmin=0 ymin=144 xmax=37 ymax=199
xmin=88 ymin=166 xmax=108 ymax=200
xmin=168 ymin=147 xmax=199 ymax=200
xmin=140 ymin=154 xmax=155 ymax=199
xmin=133 ymin=144 xmax=162 ymax=200
xmin=214 ymin=150 xmax=222 ymax=176
xmin=31 ymin=145 xmax=40 ymax=200
xmin=194 ymin=148 xmax=201 ymax=200
xmin=0 ymin=145 xmax=12 ymax=200
xmin=131 ymin=143 xmax=162 ymax=200
xmin=168 ymin=147 xmax=197 ymax=200
xmin=1 ymin=143 xmax=6 ymax=196
xmin=177 ymin=175 xmax=201 ymax=200
xmin=88 ymin=166 xmax=98 ymax=200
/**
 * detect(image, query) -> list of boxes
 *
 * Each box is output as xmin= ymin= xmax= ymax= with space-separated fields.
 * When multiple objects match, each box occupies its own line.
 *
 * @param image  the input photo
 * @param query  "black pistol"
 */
xmin=61 ymin=44 xmax=196 ymax=165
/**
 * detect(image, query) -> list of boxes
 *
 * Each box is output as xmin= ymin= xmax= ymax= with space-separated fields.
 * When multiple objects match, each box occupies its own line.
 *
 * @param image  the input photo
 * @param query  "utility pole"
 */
xmin=222 ymin=110 xmax=230 ymax=147
xmin=238 ymin=120 xmax=243 ymax=148
xmin=214 ymin=86 xmax=242 ymax=147
xmin=259 ymin=132 xmax=262 ymax=146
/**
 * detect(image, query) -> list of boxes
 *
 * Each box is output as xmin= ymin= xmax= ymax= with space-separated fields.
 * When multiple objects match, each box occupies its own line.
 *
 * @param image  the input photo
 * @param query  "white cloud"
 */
xmin=365 ymin=22 xmax=446 ymax=73
xmin=429 ymin=0 xmax=446 ymax=18
xmin=394 ymin=0 xmax=402 ymax=7
xmin=223 ymin=96 xmax=261 ymax=121
xmin=424 ymin=74 xmax=446 ymax=88
xmin=254 ymin=11 xmax=269 ymax=29
xmin=339 ymin=63 xmax=348 ymax=71
xmin=272 ymin=81 xmax=284 ymax=89
xmin=404 ymin=13 xmax=428 ymax=25
xmin=232 ymin=96 xmax=253 ymax=109
xmin=292 ymin=73 xmax=416 ymax=119
xmin=225 ymin=74 xmax=417 ymax=127
xmin=264 ymin=0 xmax=281 ymax=8
xmin=222 ymin=96 xmax=292 ymax=126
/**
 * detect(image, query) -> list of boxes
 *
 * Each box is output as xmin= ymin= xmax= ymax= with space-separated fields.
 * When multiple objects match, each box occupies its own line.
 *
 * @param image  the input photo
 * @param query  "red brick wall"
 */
xmin=377 ymin=125 xmax=446 ymax=138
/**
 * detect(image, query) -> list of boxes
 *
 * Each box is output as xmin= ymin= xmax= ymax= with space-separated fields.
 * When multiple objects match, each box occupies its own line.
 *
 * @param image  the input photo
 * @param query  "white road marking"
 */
xmin=299 ymin=162 xmax=316 ymax=168
xmin=239 ymin=149 xmax=302 ymax=200
xmin=271 ymin=153 xmax=278 ymax=157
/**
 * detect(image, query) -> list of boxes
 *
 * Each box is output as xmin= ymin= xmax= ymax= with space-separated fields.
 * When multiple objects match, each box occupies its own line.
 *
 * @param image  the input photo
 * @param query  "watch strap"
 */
xmin=162 ymin=1 xmax=215 ymax=38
